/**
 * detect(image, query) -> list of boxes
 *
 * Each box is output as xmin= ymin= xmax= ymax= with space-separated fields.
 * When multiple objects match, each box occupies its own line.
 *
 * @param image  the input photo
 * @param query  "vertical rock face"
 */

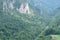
xmin=3 ymin=2 xmax=6 ymax=11
xmin=3 ymin=0 xmax=30 ymax=14
xmin=3 ymin=0 xmax=15 ymax=11
xmin=8 ymin=0 xmax=15 ymax=10
xmin=18 ymin=3 xmax=30 ymax=14
xmin=8 ymin=3 xmax=14 ymax=10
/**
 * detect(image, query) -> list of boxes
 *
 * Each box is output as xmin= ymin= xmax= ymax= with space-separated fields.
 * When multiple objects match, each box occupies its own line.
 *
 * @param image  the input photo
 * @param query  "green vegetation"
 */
xmin=0 ymin=0 xmax=60 ymax=40
xmin=51 ymin=35 xmax=60 ymax=40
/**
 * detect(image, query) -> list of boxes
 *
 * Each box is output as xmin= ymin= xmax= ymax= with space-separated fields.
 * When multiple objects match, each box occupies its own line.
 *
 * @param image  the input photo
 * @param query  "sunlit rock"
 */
xmin=18 ymin=3 xmax=30 ymax=14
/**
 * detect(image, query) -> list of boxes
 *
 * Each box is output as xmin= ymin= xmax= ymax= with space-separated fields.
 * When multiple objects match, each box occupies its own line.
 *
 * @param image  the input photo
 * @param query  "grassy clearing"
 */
xmin=51 ymin=35 xmax=60 ymax=40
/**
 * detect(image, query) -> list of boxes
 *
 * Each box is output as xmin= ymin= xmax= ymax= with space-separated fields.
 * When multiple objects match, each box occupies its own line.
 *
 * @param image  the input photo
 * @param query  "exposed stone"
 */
xmin=18 ymin=3 xmax=30 ymax=14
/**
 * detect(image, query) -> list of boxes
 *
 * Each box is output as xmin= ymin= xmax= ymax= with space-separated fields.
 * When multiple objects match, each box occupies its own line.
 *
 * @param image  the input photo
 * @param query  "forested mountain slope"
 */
xmin=0 ymin=0 xmax=60 ymax=40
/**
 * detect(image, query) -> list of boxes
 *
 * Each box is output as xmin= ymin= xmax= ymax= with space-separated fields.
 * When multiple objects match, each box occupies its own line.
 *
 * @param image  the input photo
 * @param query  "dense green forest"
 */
xmin=0 ymin=0 xmax=60 ymax=40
